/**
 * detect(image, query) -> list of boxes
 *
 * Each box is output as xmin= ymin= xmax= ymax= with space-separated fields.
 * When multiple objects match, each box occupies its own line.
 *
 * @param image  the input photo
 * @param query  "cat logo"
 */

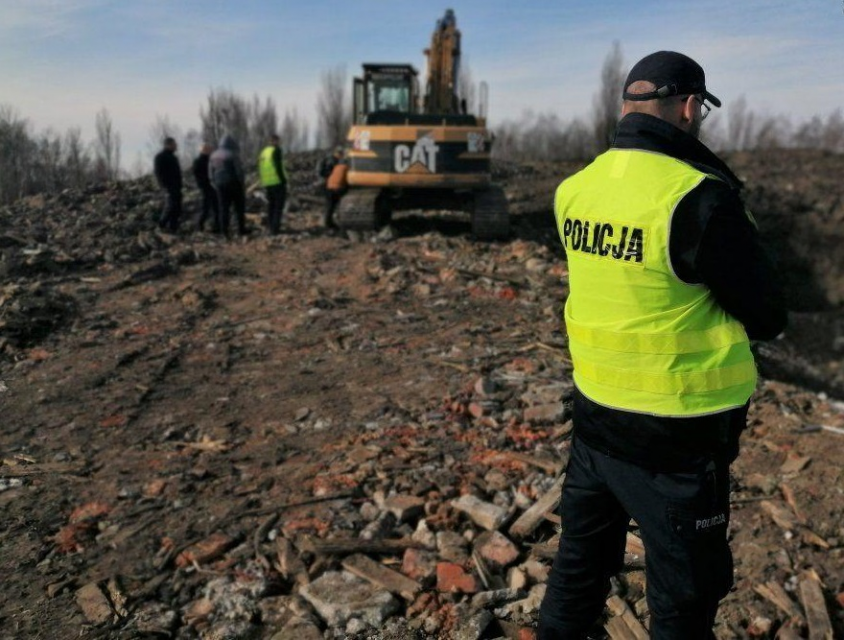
xmin=394 ymin=135 xmax=439 ymax=174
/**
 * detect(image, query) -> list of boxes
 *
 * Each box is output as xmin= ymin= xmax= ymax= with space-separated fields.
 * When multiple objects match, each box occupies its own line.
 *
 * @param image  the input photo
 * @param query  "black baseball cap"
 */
xmin=622 ymin=51 xmax=721 ymax=108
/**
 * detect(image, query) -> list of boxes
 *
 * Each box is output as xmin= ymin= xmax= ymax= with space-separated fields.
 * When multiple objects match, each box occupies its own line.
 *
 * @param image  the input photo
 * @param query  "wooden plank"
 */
xmin=509 ymin=474 xmax=566 ymax=539
xmin=499 ymin=451 xmax=564 ymax=475
xmin=760 ymin=500 xmax=799 ymax=530
xmin=300 ymin=536 xmax=424 ymax=556
xmin=605 ymin=616 xmax=640 ymax=640
xmin=0 ymin=462 xmax=86 ymax=477
xmin=753 ymin=581 xmax=804 ymax=624
xmin=341 ymin=553 xmax=420 ymax=601
xmin=606 ymin=596 xmax=649 ymax=640
xmin=798 ymin=572 xmax=834 ymax=640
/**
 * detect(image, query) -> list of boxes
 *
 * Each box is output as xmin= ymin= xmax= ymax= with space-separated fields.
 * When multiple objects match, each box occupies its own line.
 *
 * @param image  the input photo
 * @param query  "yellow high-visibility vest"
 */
xmin=259 ymin=146 xmax=286 ymax=187
xmin=555 ymin=149 xmax=756 ymax=417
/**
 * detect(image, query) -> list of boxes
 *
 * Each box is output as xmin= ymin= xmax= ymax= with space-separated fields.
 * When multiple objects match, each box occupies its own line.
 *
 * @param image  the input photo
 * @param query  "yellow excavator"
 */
xmin=337 ymin=9 xmax=509 ymax=239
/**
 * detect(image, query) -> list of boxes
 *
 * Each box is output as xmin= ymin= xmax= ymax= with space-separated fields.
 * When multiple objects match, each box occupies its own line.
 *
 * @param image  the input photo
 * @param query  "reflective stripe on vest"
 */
xmin=259 ymin=146 xmax=282 ymax=187
xmin=555 ymin=149 xmax=756 ymax=417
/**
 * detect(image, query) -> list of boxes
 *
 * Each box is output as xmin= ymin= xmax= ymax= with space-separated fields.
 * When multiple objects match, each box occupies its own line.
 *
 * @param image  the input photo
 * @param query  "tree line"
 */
xmin=2 ymin=50 xmax=843 ymax=205
xmin=492 ymin=42 xmax=844 ymax=162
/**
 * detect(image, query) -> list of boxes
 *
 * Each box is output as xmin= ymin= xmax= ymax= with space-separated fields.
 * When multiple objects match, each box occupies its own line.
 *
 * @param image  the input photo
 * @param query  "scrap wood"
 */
xmin=509 ymin=474 xmax=566 ymax=539
xmin=276 ymin=537 xmax=308 ymax=586
xmin=496 ymin=450 xmax=563 ymax=475
xmin=753 ymin=581 xmax=805 ymax=624
xmin=797 ymin=423 xmax=844 ymax=436
xmin=0 ymin=462 xmax=86 ymax=477
xmin=605 ymin=595 xmax=649 ymax=640
xmin=519 ymin=341 xmax=572 ymax=361
xmin=760 ymin=500 xmax=829 ymax=549
xmin=798 ymin=570 xmax=834 ymax=640
xmin=299 ymin=536 xmax=425 ymax=556
xmin=342 ymin=553 xmax=421 ymax=601
xmin=780 ymin=483 xmax=807 ymax=524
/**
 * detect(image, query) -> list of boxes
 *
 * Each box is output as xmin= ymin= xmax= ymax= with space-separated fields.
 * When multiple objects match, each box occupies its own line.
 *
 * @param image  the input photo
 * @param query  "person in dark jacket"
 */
xmin=538 ymin=51 xmax=787 ymax=640
xmin=257 ymin=134 xmax=288 ymax=235
xmin=209 ymin=134 xmax=246 ymax=238
xmin=192 ymin=143 xmax=219 ymax=232
xmin=153 ymin=137 xmax=182 ymax=232
xmin=317 ymin=146 xmax=346 ymax=229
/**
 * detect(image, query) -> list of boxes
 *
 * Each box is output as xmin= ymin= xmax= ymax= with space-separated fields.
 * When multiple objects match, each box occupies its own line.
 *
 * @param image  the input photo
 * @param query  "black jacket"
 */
xmin=570 ymin=113 xmax=787 ymax=471
xmin=154 ymin=148 xmax=182 ymax=192
xmin=192 ymin=153 xmax=212 ymax=191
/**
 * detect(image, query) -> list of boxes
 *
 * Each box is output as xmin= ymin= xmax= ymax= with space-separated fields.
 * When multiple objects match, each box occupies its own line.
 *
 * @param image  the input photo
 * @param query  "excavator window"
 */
xmin=368 ymin=78 xmax=411 ymax=113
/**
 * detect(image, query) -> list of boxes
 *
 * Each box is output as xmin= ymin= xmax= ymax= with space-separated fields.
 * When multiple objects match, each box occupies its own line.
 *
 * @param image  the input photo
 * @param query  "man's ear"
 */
xmin=680 ymin=95 xmax=696 ymax=125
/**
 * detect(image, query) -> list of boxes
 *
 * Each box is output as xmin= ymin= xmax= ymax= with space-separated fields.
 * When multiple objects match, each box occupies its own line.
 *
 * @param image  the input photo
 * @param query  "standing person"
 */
xmin=258 ymin=134 xmax=288 ymax=235
xmin=538 ymin=51 xmax=787 ymax=639
xmin=192 ymin=142 xmax=219 ymax=232
xmin=153 ymin=137 xmax=182 ymax=232
xmin=209 ymin=134 xmax=247 ymax=238
xmin=317 ymin=146 xmax=347 ymax=229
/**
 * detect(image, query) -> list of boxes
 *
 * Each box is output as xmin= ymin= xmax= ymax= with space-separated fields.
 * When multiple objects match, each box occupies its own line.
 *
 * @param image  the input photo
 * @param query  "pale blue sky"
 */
xmin=2 ymin=0 xmax=842 ymax=166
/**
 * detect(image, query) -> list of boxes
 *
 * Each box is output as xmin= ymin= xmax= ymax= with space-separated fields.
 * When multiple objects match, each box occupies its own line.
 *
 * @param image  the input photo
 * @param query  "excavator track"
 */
xmin=335 ymin=188 xmax=385 ymax=231
xmin=472 ymin=186 xmax=510 ymax=240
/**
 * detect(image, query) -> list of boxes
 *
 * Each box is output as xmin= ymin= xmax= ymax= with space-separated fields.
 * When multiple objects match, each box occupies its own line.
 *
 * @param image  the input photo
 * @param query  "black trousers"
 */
xmin=538 ymin=437 xmax=733 ymax=640
xmin=196 ymin=185 xmax=219 ymax=232
xmin=265 ymin=184 xmax=286 ymax=235
xmin=158 ymin=188 xmax=182 ymax=232
xmin=216 ymin=183 xmax=246 ymax=237
xmin=324 ymin=188 xmax=345 ymax=228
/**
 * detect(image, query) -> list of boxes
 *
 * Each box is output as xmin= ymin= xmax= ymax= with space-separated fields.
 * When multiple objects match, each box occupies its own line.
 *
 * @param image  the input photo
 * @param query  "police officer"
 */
xmin=538 ymin=51 xmax=787 ymax=639
xmin=258 ymin=134 xmax=288 ymax=235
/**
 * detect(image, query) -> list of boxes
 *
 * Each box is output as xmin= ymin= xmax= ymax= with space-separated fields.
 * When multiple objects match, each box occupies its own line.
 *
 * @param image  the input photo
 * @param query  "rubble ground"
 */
xmin=1 ymin=149 xmax=843 ymax=640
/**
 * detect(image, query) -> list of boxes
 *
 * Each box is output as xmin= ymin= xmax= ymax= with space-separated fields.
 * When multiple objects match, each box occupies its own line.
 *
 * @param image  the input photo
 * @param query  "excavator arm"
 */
xmin=423 ymin=9 xmax=461 ymax=115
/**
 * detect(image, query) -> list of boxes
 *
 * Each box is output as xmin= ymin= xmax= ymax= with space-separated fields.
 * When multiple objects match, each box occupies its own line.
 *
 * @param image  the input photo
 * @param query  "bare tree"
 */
xmin=0 ymin=105 xmax=35 ymax=203
xmin=315 ymin=65 xmax=350 ymax=149
xmin=200 ymin=88 xmax=250 ymax=153
xmin=93 ymin=108 xmax=121 ymax=181
xmin=64 ymin=127 xmax=90 ymax=187
xmin=279 ymin=106 xmax=310 ymax=152
xmin=592 ymin=41 xmax=626 ymax=152
xmin=148 ymin=114 xmax=185 ymax=167
xmin=250 ymin=95 xmax=279 ymax=151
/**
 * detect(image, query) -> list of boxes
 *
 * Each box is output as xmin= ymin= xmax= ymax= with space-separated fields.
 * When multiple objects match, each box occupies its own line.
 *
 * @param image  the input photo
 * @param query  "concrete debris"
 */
xmin=3 ymin=148 xmax=844 ymax=639
xmin=300 ymin=570 xmax=400 ymax=627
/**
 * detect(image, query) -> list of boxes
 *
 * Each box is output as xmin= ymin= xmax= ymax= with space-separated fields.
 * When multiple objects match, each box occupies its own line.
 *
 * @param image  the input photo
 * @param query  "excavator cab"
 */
xmin=353 ymin=64 xmax=420 ymax=125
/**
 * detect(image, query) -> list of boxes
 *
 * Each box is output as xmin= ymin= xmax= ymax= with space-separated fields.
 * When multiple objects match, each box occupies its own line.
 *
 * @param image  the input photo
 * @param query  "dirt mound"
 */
xmin=0 ymin=150 xmax=842 ymax=639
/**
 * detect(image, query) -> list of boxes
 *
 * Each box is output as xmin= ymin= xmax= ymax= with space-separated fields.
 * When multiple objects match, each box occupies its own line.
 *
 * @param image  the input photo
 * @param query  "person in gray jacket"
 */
xmin=209 ymin=134 xmax=247 ymax=237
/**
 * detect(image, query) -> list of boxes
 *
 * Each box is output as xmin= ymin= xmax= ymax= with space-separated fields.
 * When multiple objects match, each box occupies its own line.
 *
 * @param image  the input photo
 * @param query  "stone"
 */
xmin=402 ymin=547 xmax=439 ymax=582
xmin=474 ymin=376 xmax=496 ymax=397
xmin=76 ymin=582 xmax=112 ymax=624
xmin=521 ymin=382 xmax=569 ymax=406
xmin=383 ymin=494 xmax=425 ymax=523
xmin=299 ymin=571 xmax=399 ymax=627
xmin=270 ymin=617 xmax=323 ymax=640
xmin=132 ymin=602 xmax=177 ymax=635
xmin=411 ymin=519 xmax=437 ymax=549
xmin=468 ymin=402 xmax=485 ymax=418
xmin=451 ymin=603 xmax=493 ymax=640
xmin=471 ymin=588 xmax=526 ymax=609
xmin=436 ymin=530 xmax=469 ymax=563
xmin=436 ymin=562 xmax=480 ymax=594
xmin=523 ymin=402 xmax=566 ymax=424
xmin=484 ymin=468 xmax=510 ymax=492
xmin=451 ymin=494 xmax=509 ymax=531
xmin=508 ymin=567 xmax=527 ymax=591
xmin=474 ymin=530 xmax=520 ymax=568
